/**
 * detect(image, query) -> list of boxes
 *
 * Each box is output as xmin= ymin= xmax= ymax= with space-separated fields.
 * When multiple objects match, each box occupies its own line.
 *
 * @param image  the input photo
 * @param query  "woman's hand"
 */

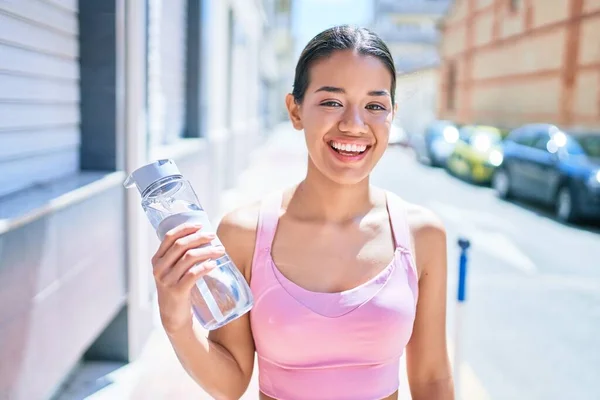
xmin=151 ymin=223 xmax=226 ymax=334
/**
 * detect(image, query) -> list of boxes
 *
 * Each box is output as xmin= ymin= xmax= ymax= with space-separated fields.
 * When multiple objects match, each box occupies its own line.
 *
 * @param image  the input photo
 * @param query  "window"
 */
xmin=458 ymin=126 xmax=473 ymax=142
xmin=469 ymin=131 xmax=502 ymax=146
xmin=564 ymin=137 xmax=585 ymax=156
xmin=575 ymin=136 xmax=600 ymax=157
xmin=511 ymin=128 xmax=538 ymax=147
xmin=532 ymin=135 xmax=551 ymax=151
xmin=509 ymin=0 xmax=521 ymax=12
xmin=147 ymin=0 xmax=188 ymax=146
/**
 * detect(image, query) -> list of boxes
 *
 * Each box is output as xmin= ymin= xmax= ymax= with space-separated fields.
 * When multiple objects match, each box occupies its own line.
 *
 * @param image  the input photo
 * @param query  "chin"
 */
xmin=321 ymin=175 xmax=368 ymax=187
xmin=314 ymin=157 xmax=374 ymax=186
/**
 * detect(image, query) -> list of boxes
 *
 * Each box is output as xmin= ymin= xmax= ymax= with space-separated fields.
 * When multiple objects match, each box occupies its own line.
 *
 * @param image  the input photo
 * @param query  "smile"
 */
xmin=327 ymin=140 xmax=372 ymax=163
xmin=329 ymin=140 xmax=368 ymax=155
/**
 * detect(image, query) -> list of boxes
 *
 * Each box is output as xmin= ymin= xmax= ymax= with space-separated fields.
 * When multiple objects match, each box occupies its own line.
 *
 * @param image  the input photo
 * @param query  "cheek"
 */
xmin=367 ymin=111 xmax=393 ymax=139
xmin=304 ymin=107 xmax=340 ymax=126
xmin=302 ymin=108 xmax=339 ymax=139
xmin=369 ymin=109 xmax=393 ymax=125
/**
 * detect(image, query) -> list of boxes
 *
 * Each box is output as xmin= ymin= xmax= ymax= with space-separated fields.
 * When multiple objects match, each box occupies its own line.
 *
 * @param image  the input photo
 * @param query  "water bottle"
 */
xmin=124 ymin=159 xmax=253 ymax=330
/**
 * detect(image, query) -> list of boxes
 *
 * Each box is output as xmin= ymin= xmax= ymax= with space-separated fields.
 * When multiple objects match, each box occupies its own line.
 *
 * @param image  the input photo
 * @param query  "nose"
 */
xmin=338 ymin=105 xmax=368 ymax=135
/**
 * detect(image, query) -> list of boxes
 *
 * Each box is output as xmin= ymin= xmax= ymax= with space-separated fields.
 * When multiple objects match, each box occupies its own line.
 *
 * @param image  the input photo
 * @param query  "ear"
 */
xmin=285 ymin=93 xmax=303 ymax=130
xmin=393 ymin=102 xmax=399 ymax=116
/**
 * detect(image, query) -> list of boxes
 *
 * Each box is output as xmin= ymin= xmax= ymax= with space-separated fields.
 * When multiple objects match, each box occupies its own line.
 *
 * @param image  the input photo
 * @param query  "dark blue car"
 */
xmin=492 ymin=123 xmax=600 ymax=223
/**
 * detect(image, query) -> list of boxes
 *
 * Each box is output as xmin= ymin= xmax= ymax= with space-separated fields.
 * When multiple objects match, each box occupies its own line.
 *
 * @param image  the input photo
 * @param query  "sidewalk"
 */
xmin=72 ymin=123 xmax=413 ymax=400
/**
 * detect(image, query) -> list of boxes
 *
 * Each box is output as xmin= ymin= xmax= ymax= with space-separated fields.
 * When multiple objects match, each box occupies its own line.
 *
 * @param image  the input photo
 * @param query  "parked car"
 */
xmin=446 ymin=125 xmax=504 ymax=184
xmin=411 ymin=120 xmax=460 ymax=167
xmin=492 ymin=123 xmax=600 ymax=223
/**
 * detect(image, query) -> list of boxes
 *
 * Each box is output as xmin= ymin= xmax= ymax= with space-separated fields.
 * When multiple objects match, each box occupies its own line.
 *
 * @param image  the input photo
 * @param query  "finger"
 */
xmin=155 ymin=223 xmax=203 ymax=259
xmin=177 ymin=260 xmax=218 ymax=293
xmin=161 ymin=246 xmax=225 ymax=286
xmin=158 ymin=231 xmax=218 ymax=277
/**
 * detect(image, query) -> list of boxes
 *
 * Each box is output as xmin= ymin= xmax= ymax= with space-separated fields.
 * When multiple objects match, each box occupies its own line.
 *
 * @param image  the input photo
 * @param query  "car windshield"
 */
xmin=467 ymin=130 xmax=502 ymax=144
xmin=431 ymin=122 xmax=453 ymax=135
xmin=459 ymin=126 xmax=501 ymax=142
xmin=573 ymin=135 xmax=600 ymax=158
xmin=477 ymin=130 xmax=501 ymax=141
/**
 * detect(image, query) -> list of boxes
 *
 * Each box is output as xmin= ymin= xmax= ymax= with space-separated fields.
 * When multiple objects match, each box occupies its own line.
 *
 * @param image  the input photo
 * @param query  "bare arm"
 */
xmin=405 ymin=206 xmax=454 ymax=400
xmin=156 ymin=206 xmax=259 ymax=400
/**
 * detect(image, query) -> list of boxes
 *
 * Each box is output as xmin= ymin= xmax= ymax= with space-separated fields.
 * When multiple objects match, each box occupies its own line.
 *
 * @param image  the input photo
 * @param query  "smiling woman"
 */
xmin=150 ymin=25 xmax=454 ymax=400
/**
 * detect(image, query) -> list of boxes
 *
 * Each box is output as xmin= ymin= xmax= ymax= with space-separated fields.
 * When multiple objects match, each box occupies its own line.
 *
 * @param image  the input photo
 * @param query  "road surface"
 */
xmin=374 ymin=145 xmax=600 ymax=400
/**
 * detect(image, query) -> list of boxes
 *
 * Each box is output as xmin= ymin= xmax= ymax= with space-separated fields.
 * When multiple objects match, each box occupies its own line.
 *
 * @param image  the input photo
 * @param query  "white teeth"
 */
xmin=330 ymin=141 xmax=368 ymax=153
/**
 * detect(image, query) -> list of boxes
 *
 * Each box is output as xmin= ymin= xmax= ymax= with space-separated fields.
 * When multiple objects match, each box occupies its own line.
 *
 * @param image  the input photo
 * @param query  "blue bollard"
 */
xmin=454 ymin=236 xmax=471 ymax=400
xmin=457 ymin=237 xmax=471 ymax=303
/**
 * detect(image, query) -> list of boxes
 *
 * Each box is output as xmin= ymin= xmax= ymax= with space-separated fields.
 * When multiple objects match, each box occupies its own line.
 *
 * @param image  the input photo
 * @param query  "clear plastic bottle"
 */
xmin=124 ymin=159 xmax=253 ymax=330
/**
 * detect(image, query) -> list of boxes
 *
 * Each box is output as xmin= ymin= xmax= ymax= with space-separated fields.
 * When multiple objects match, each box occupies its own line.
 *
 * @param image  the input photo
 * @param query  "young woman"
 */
xmin=151 ymin=25 xmax=454 ymax=400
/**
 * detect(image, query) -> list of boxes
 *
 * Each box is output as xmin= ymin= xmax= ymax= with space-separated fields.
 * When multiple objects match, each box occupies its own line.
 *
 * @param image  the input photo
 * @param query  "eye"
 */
xmin=366 ymin=104 xmax=386 ymax=111
xmin=320 ymin=101 xmax=343 ymax=108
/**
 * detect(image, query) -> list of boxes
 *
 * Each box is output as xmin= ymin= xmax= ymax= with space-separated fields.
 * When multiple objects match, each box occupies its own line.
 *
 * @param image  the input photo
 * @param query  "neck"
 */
xmin=288 ymin=160 xmax=377 ymax=223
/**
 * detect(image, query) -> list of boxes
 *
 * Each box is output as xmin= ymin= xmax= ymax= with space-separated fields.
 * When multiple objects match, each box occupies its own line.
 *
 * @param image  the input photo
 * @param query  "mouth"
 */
xmin=328 ymin=140 xmax=370 ymax=156
xmin=327 ymin=140 xmax=372 ymax=163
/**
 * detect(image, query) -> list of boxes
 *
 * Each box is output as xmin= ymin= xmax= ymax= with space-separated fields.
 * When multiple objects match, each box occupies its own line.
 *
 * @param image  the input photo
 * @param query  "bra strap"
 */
xmin=385 ymin=191 xmax=413 ymax=253
xmin=252 ymin=190 xmax=283 ymax=262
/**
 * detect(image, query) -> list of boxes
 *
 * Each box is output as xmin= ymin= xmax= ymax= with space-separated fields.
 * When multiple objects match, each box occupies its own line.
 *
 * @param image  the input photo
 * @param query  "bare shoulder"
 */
xmin=404 ymin=202 xmax=446 ymax=240
xmin=387 ymin=192 xmax=447 ymax=278
xmin=216 ymin=201 xmax=262 ymax=281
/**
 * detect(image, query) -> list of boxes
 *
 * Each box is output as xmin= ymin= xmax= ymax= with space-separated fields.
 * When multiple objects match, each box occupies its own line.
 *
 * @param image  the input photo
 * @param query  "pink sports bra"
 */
xmin=249 ymin=190 xmax=419 ymax=400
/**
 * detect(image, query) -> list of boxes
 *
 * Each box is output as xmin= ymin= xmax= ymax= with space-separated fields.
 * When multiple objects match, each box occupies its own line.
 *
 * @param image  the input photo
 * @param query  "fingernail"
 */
xmin=205 ymin=260 xmax=217 ymax=269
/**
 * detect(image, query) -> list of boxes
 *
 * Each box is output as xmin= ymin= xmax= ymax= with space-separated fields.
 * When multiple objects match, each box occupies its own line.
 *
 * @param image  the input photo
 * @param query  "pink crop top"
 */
xmin=249 ymin=190 xmax=419 ymax=400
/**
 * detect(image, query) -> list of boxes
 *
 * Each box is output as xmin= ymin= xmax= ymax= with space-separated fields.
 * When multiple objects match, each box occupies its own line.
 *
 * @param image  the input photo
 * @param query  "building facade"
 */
xmin=261 ymin=0 xmax=296 ymax=125
xmin=371 ymin=0 xmax=452 ymax=137
xmin=438 ymin=0 xmax=600 ymax=130
xmin=0 ymin=1 xmax=289 ymax=399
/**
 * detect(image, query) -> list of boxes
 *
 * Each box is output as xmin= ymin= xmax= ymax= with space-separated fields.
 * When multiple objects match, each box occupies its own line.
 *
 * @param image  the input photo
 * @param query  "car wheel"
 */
xmin=492 ymin=168 xmax=511 ymax=199
xmin=556 ymin=186 xmax=578 ymax=223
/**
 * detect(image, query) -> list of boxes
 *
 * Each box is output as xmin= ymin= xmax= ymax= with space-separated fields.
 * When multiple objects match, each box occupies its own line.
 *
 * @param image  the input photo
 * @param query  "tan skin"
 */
xmin=151 ymin=50 xmax=454 ymax=400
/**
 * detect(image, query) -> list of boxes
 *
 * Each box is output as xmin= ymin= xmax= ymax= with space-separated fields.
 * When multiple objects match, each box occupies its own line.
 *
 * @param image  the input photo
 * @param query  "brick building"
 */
xmin=438 ymin=0 xmax=600 ymax=131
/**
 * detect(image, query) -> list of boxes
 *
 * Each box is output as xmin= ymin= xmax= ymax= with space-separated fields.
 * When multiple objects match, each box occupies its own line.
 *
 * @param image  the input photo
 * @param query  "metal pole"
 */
xmin=454 ymin=237 xmax=471 ymax=400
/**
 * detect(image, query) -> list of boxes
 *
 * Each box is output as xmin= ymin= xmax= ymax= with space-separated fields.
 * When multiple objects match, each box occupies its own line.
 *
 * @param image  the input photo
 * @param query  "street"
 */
xmin=374 ymin=145 xmax=600 ymax=400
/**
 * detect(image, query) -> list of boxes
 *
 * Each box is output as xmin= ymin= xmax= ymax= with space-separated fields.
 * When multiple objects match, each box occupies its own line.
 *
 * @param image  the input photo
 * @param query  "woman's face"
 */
xmin=287 ymin=50 xmax=396 ymax=185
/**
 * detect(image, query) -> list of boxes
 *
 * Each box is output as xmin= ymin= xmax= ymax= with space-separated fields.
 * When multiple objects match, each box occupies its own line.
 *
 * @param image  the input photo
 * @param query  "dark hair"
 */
xmin=292 ymin=25 xmax=397 ymax=105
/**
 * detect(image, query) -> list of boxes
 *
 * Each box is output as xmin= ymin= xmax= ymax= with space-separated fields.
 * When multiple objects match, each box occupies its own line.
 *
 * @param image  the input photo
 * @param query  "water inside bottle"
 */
xmin=154 ymin=209 xmax=253 ymax=331
xmin=190 ymin=259 xmax=253 ymax=330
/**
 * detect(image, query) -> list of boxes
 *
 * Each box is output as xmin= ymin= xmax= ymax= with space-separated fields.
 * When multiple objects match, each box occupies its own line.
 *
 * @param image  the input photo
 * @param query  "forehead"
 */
xmin=307 ymin=50 xmax=393 ymax=92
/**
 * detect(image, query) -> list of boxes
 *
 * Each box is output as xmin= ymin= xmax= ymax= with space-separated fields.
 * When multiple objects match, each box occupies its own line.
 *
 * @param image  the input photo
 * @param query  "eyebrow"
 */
xmin=314 ymin=86 xmax=390 ymax=97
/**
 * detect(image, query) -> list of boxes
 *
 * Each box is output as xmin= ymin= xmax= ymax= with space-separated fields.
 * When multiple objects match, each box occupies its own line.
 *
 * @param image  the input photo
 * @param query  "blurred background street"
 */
xmin=1 ymin=0 xmax=599 ymax=399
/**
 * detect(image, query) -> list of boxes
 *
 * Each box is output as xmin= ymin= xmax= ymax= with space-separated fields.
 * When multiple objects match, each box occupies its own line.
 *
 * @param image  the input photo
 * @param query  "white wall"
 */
xmin=395 ymin=68 xmax=439 ymax=136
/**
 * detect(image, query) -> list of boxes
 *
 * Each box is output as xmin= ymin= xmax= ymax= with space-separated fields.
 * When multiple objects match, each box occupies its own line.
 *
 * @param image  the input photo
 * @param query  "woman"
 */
xmin=151 ymin=25 xmax=454 ymax=400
